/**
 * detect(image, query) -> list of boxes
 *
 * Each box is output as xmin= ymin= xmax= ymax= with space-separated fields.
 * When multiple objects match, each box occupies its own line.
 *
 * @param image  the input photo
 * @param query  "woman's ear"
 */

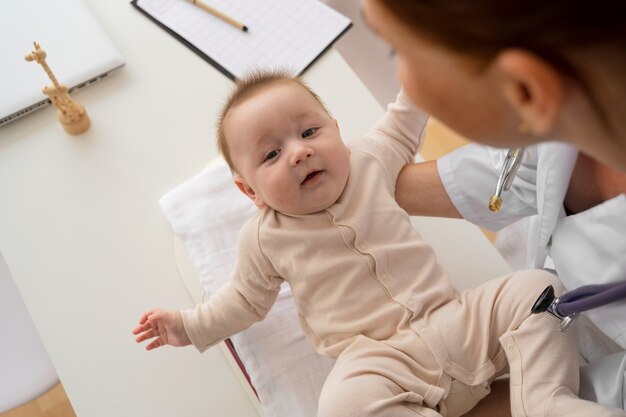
xmin=234 ymin=177 xmax=267 ymax=209
xmin=496 ymin=49 xmax=565 ymax=135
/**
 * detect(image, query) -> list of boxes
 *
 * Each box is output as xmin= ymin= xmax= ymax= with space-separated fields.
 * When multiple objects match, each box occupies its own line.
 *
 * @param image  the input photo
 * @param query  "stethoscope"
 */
xmin=488 ymin=147 xmax=525 ymax=213
xmin=490 ymin=147 xmax=626 ymax=331
xmin=530 ymin=281 xmax=626 ymax=331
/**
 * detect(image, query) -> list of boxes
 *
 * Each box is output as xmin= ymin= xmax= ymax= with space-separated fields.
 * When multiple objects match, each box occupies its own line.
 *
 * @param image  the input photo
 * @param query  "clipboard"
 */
xmin=131 ymin=0 xmax=352 ymax=81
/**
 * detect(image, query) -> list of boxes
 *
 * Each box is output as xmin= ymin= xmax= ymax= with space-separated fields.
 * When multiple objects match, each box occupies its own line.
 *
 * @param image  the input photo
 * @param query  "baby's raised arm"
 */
xmin=369 ymin=90 xmax=429 ymax=172
xmin=132 ymin=308 xmax=191 ymax=351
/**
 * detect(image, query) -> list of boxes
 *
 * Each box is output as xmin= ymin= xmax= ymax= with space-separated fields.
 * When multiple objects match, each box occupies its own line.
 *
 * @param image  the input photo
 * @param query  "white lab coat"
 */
xmin=437 ymin=142 xmax=577 ymax=267
xmin=437 ymin=142 xmax=626 ymax=408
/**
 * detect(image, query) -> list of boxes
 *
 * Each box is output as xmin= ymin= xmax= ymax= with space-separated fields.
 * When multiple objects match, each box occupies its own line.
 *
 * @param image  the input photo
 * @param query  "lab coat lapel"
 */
xmin=529 ymin=142 xmax=578 ymax=267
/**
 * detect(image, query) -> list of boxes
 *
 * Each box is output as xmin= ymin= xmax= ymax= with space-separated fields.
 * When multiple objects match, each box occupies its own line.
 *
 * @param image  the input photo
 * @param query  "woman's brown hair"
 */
xmin=378 ymin=0 xmax=626 ymax=129
xmin=377 ymin=1 xmax=626 ymax=60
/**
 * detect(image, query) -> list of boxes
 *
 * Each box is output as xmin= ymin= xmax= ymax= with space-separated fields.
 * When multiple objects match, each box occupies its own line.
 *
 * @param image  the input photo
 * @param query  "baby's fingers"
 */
xmin=137 ymin=309 xmax=157 ymax=325
xmin=146 ymin=337 xmax=164 ymax=351
xmin=134 ymin=328 xmax=158 ymax=343
xmin=132 ymin=321 xmax=153 ymax=335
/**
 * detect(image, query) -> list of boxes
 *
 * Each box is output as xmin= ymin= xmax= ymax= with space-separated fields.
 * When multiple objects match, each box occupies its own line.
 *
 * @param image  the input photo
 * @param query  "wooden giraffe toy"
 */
xmin=25 ymin=42 xmax=91 ymax=134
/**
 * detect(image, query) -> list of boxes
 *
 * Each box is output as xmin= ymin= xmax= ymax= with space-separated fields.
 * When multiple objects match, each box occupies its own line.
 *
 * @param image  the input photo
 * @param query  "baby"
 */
xmin=133 ymin=71 xmax=625 ymax=417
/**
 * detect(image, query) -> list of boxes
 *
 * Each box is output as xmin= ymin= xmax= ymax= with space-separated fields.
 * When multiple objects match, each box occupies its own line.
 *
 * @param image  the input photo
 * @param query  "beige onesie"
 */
xmin=181 ymin=92 xmax=625 ymax=417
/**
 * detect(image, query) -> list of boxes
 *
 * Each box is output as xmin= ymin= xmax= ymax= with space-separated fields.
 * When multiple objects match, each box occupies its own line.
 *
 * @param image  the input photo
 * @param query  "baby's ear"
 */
xmin=234 ymin=177 xmax=267 ymax=209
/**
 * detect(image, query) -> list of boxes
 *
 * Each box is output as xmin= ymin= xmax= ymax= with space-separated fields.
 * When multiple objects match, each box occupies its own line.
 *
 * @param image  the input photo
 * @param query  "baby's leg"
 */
xmin=317 ymin=335 xmax=444 ymax=417
xmin=421 ymin=269 xmax=625 ymax=417
xmin=496 ymin=272 xmax=626 ymax=417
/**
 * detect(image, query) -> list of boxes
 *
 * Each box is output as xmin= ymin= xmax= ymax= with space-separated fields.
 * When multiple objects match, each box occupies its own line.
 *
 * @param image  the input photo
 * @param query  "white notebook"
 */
xmin=133 ymin=0 xmax=351 ymax=80
xmin=0 ymin=0 xmax=125 ymax=127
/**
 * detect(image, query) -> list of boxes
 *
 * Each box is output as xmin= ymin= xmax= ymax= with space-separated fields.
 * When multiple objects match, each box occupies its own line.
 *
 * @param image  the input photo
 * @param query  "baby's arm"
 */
xmin=369 ymin=90 xmax=429 ymax=168
xmin=359 ymin=90 xmax=430 ymax=187
xmin=180 ymin=277 xmax=280 ymax=352
xmin=131 ymin=277 xmax=274 ymax=352
xmin=134 ymin=216 xmax=281 ymax=353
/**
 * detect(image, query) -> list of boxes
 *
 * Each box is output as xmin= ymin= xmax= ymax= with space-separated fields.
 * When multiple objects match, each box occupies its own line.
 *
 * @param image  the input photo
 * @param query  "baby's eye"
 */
xmin=264 ymin=149 xmax=280 ymax=161
xmin=302 ymin=127 xmax=318 ymax=138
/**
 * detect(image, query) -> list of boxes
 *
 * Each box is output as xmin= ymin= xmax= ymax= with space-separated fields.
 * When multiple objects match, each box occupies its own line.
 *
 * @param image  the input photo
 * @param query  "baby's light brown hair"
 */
xmin=217 ymin=69 xmax=330 ymax=174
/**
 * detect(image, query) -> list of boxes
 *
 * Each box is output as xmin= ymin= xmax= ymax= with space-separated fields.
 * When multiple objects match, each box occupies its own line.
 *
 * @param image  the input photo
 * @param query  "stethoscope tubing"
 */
xmin=556 ymin=281 xmax=626 ymax=317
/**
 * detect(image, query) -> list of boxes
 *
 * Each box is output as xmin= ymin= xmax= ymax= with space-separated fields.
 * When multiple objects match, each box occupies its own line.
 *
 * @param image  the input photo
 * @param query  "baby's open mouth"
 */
xmin=301 ymin=170 xmax=322 ymax=185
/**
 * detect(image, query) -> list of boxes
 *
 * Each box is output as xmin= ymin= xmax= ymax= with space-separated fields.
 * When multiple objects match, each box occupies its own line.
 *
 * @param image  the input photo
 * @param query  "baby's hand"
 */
xmin=132 ymin=308 xmax=191 ymax=351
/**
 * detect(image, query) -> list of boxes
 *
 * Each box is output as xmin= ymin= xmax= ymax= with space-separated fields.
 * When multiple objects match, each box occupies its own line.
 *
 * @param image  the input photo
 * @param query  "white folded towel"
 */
xmin=159 ymin=157 xmax=334 ymax=417
xmin=160 ymin=159 xmax=257 ymax=294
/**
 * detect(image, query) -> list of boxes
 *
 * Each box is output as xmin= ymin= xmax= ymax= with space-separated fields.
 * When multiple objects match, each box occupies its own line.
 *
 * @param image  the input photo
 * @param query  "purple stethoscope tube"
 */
xmin=556 ymin=281 xmax=626 ymax=317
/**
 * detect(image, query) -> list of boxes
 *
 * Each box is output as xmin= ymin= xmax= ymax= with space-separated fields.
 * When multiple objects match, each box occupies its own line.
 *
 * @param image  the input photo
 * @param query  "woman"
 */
xmin=360 ymin=0 xmax=626 ymax=414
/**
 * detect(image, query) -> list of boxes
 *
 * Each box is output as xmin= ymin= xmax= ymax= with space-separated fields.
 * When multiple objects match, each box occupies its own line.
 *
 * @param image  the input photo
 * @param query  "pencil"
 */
xmin=187 ymin=0 xmax=248 ymax=32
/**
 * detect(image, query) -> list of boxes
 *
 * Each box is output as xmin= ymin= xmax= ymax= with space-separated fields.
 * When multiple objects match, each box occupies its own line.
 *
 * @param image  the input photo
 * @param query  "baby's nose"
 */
xmin=290 ymin=145 xmax=313 ymax=165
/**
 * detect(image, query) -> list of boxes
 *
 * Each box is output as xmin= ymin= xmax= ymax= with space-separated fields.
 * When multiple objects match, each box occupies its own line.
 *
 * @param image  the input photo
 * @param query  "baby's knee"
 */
xmin=318 ymin=381 xmax=373 ymax=417
xmin=511 ymin=269 xmax=564 ymax=300
xmin=517 ymin=268 xmax=559 ymax=286
xmin=318 ymin=377 xmax=432 ymax=417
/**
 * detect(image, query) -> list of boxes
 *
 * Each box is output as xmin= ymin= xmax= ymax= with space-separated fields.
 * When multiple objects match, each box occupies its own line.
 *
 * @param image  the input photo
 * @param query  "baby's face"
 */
xmin=225 ymin=82 xmax=350 ymax=215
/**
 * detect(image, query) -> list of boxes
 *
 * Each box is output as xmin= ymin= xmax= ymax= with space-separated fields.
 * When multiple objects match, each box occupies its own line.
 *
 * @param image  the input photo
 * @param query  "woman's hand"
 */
xmin=132 ymin=308 xmax=191 ymax=350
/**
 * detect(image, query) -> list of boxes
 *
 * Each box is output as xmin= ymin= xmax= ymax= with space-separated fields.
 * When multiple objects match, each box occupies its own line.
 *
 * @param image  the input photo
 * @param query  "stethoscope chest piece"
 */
xmin=531 ymin=285 xmax=555 ymax=314
xmin=530 ymin=285 xmax=578 ymax=331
